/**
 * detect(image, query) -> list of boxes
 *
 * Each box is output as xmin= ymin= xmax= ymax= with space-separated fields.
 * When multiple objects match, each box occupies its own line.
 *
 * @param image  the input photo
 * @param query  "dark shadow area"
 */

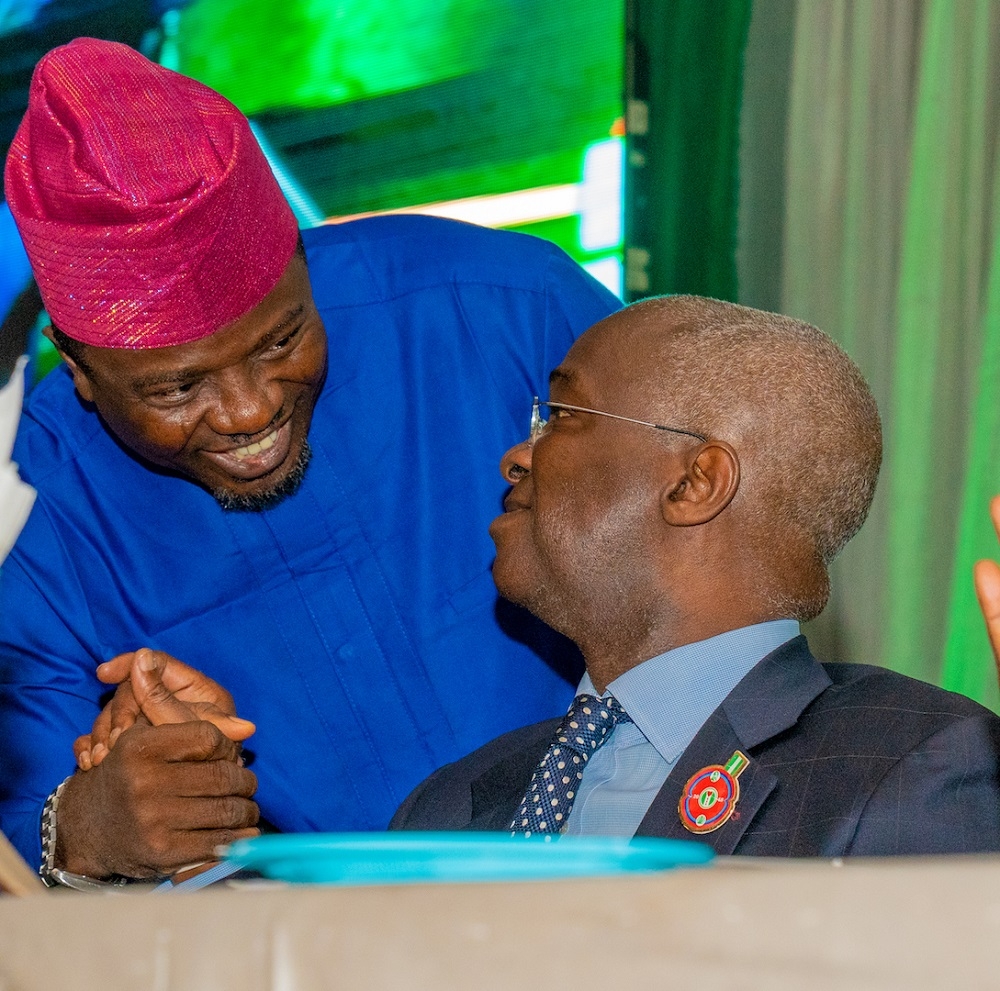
xmin=0 ymin=280 xmax=39 ymax=386
xmin=494 ymin=596 xmax=584 ymax=686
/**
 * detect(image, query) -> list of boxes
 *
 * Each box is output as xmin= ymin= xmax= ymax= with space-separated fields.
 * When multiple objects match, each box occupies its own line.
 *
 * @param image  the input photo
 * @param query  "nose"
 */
xmin=208 ymin=366 xmax=283 ymax=439
xmin=500 ymin=439 xmax=532 ymax=484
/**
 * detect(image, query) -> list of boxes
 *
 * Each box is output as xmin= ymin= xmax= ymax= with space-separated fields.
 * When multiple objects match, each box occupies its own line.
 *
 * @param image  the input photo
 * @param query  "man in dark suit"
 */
xmin=391 ymin=295 xmax=1000 ymax=855
xmin=86 ymin=294 xmax=1000 ymax=856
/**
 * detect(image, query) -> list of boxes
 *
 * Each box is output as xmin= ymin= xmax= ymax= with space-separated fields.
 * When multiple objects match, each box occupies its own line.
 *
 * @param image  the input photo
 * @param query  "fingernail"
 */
xmin=138 ymin=649 xmax=155 ymax=671
xmin=109 ymin=727 xmax=121 ymax=746
xmin=92 ymin=743 xmax=107 ymax=761
xmin=78 ymin=752 xmax=91 ymax=771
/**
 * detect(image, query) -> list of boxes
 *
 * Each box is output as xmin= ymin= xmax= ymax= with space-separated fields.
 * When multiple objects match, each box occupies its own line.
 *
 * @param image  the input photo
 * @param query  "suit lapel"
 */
xmin=467 ymin=721 xmax=556 ymax=831
xmin=636 ymin=637 xmax=831 ymax=854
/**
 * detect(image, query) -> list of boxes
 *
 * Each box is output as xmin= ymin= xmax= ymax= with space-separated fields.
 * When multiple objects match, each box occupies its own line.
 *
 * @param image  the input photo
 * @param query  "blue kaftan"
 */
xmin=0 ymin=215 xmax=620 ymax=866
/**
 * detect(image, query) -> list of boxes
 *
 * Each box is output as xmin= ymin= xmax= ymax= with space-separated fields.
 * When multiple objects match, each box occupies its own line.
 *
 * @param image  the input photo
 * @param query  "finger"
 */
xmin=974 ymin=558 xmax=1000 ymax=666
xmin=89 ymin=701 xmax=113 ymax=754
xmin=106 ymin=681 xmax=141 ymax=745
xmin=195 ymin=709 xmax=256 ymax=742
xmin=84 ymin=703 xmax=113 ymax=768
xmin=132 ymin=649 xmax=255 ymax=741
xmin=117 ymin=719 xmax=243 ymax=765
xmin=87 ymin=685 xmax=142 ymax=767
xmin=131 ymin=648 xmax=235 ymax=710
xmin=162 ymin=759 xmax=258 ymax=801
xmin=152 ymin=793 xmax=260 ymax=832
xmin=73 ymin=733 xmax=93 ymax=771
xmin=144 ymin=650 xmax=230 ymax=704
xmin=146 ymin=827 xmax=261 ymax=873
xmin=130 ymin=648 xmax=205 ymax=728
xmin=95 ymin=650 xmax=141 ymax=685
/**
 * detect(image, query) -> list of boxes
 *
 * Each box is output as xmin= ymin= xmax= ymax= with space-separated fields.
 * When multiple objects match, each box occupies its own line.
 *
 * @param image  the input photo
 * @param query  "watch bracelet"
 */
xmin=39 ymin=776 xmax=129 ymax=890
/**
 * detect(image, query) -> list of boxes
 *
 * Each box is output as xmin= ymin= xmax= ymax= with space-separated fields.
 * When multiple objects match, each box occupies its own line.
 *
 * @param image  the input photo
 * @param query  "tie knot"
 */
xmin=555 ymin=693 xmax=631 ymax=756
xmin=508 ymin=693 xmax=633 ymax=838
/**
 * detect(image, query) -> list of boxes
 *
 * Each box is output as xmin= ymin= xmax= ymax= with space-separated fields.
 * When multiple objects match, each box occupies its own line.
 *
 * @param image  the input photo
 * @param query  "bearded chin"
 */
xmin=212 ymin=440 xmax=313 ymax=512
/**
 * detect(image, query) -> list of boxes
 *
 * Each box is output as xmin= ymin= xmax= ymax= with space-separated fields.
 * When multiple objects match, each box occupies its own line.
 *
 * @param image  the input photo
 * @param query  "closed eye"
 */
xmin=144 ymin=381 xmax=198 ymax=406
xmin=265 ymin=324 xmax=302 ymax=354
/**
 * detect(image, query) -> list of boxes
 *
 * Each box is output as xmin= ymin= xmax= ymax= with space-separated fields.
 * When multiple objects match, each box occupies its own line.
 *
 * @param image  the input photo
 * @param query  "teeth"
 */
xmin=232 ymin=429 xmax=278 ymax=460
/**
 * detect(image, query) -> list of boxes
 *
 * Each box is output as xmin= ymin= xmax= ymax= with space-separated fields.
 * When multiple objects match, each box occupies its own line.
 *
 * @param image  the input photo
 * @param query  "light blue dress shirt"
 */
xmin=564 ymin=620 xmax=800 ymax=837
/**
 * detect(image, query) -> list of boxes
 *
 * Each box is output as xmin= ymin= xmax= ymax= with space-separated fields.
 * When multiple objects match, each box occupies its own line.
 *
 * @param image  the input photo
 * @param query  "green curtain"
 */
xmin=740 ymin=0 xmax=1000 ymax=706
xmin=893 ymin=0 xmax=1000 ymax=707
xmin=626 ymin=0 xmax=751 ymax=301
xmin=941 ymin=30 xmax=1000 ymax=708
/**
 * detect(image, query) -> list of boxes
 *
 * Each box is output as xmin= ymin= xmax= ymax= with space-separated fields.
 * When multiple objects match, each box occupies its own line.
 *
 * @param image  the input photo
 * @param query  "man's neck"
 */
xmin=582 ymin=614 xmax=794 ymax=694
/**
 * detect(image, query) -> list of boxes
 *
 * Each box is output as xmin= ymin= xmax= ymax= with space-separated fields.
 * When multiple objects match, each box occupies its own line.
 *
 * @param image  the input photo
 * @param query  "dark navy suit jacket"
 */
xmin=391 ymin=637 xmax=1000 ymax=855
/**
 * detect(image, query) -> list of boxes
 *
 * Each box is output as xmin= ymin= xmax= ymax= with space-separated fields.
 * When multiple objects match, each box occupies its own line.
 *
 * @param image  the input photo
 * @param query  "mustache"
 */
xmin=223 ymin=405 xmax=287 ymax=444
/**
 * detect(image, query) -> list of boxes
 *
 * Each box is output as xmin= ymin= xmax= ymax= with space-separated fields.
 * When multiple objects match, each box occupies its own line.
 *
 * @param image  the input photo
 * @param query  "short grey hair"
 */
xmin=634 ymin=295 xmax=882 ymax=620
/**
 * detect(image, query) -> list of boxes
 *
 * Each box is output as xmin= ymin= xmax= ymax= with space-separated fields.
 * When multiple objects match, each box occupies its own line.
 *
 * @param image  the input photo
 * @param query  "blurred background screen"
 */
xmin=0 ymin=0 xmax=625 ymax=379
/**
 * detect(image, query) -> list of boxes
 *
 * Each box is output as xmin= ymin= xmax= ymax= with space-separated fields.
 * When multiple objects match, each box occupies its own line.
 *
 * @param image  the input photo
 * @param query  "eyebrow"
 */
xmin=130 ymin=304 xmax=306 ymax=391
xmin=548 ymin=368 xmax=574 ymax=388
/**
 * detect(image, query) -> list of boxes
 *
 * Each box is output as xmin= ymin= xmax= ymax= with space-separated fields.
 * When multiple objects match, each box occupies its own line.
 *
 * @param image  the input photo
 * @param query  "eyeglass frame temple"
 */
xmin=530 ymin=397 xmax=707 ymax=443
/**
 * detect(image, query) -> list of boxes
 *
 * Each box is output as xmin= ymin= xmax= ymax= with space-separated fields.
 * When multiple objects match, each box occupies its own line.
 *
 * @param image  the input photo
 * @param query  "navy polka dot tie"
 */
xmin=509 ymin=693 xmax=632 ymax=839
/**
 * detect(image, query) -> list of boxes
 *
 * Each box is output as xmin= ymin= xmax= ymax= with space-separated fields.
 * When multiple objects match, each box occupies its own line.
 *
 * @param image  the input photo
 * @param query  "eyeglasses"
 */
xmin=529 ymin=397 xmax=707 ymax=445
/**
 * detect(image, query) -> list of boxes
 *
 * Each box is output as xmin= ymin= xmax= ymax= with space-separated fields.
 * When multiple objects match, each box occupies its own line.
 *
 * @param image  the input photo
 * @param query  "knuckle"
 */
xmin=211 ymin=761 xmax=256 ymax=798
xmin=144 ymin=832 xmax=171 ymax=864
xmin=115 ymin=723 xmax=149 ymax=759
xmin=133 ymin=814 xmax=170 ymax=863
xmin=241 ymin=769 xmax=258 ymax=797
xmin=216 ymin=796 xmax=257 ymax=828
xmin=146 ymin=681 xmax=174 ymax=705
xmin=216 ymin=825 xmax=261 ymax=848
xmin=206 ymin=759 xmax=232 ymax=793
xmin=131 ymin=795 xmax=160 ymax=832
xmin=195 ymin=719 xmax=224 ymax=746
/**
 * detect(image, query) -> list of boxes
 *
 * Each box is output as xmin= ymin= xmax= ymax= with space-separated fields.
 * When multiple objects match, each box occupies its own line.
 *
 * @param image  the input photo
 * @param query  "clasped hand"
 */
xmin=75 ymin=647 xmax=255 ymax=769
xmin=58 ymin=648 xmax=259 ymax=879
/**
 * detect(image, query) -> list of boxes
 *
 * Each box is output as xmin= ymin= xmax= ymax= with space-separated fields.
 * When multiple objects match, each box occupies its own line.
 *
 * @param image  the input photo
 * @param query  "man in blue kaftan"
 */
xmin=0 ymin=39 xmax=618 ymax=881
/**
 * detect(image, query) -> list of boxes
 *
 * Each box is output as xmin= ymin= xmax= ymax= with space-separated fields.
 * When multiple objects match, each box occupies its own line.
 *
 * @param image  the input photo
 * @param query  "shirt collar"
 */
xmin=577 ymin=620 xmax=800 ymax=763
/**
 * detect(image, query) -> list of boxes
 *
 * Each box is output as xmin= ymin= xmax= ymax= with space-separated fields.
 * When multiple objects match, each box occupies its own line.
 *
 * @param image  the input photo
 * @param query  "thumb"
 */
xmin=130 ymin=648 xmax=196 ymax=725
xmin=131 ymin=648 xmax=256 ymax=741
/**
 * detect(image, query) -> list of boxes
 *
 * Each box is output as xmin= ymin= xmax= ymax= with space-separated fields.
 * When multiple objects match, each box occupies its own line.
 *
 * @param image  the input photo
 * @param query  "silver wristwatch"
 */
xmin=39 ymin=777 xmax=127 ymax=890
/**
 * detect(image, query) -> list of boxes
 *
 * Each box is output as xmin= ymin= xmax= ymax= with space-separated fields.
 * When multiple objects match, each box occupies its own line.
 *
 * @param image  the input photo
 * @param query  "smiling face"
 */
xmin=489 ymin=312 xmax=699 ymax=641
xmin=56 ymin=252 xmax=328 ymax=510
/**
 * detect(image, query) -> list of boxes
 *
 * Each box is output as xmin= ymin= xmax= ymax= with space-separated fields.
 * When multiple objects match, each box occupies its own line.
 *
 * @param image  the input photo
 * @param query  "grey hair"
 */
xmin=634 ymin=295 xmax=882 ymax=620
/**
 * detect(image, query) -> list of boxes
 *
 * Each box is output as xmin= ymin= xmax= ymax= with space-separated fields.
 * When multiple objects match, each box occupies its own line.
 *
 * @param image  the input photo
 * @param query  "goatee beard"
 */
xmin=213 ymin=440 xmax=313 ymax=512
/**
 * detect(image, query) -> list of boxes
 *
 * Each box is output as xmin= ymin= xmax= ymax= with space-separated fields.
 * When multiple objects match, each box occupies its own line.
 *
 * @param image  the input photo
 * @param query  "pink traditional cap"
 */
xmin=4 ymin=38 xmax=300 ymax=348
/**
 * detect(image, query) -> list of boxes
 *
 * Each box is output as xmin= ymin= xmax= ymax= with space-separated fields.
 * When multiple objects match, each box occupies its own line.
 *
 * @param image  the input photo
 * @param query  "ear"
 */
xmin=659 ymin=441 xmax=740 ymax=527
xmin=42 ymin=325 xmax=95 ymax=403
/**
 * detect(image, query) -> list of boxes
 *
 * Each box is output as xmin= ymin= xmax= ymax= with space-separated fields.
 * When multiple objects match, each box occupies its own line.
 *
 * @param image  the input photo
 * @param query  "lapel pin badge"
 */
xmin=679 ymin=750 xmax=749 ymax=834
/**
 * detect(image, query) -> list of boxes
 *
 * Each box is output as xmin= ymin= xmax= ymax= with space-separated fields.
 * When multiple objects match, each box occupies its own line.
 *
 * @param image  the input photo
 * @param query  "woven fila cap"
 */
xmin=4 ymin=38 xmax=299 ymax=348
